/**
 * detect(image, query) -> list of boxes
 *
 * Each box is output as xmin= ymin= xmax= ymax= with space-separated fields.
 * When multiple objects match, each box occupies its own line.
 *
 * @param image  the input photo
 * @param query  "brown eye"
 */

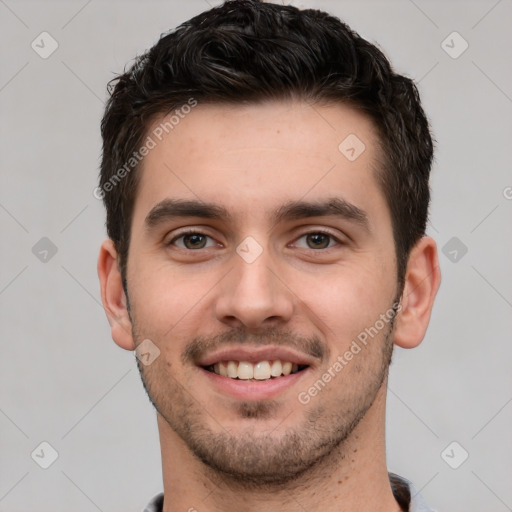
xmin=305 ymin=233 xmax=331 ymax=249
xmin=171 ymin=233 xmax=216 ymax=249
xmin=182 ymin=234 xmax=207 ymax=249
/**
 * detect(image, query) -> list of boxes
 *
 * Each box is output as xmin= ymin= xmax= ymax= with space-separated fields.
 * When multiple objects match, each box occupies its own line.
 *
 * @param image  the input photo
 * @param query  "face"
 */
xmin=125 ymin=100 xmax=400 ymax=484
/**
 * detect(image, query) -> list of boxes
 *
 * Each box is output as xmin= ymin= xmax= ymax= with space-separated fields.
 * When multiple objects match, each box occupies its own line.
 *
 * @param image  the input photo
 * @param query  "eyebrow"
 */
xmin=144 ymin=199 xmax=231 ymax=229
xmin=144 ymin=197 xmax=370 ymax=232
xmin=271 ymin=198 xmax=370 ymax=232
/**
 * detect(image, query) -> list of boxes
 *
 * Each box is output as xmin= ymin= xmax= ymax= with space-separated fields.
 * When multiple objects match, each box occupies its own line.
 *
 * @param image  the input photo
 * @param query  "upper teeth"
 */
xmin=212 ymin=360 xmax=300 ymax=380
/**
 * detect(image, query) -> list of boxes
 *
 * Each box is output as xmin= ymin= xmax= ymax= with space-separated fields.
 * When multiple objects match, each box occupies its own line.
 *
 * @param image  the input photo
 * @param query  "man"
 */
xmin=97 ymin=1 xmax=441 ymax=510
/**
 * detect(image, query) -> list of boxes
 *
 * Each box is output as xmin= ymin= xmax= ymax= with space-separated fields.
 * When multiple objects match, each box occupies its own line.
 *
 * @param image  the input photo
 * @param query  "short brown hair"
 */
xmin=99 ymin=0 xmax=434 ymax=288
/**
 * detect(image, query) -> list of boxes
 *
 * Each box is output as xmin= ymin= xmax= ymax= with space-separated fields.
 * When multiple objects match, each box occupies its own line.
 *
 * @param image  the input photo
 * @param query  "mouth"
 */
xmin=203 ymin=360 xmax=309 ymax=381
xmin=195 ymin=346 xmax=315 ymax=401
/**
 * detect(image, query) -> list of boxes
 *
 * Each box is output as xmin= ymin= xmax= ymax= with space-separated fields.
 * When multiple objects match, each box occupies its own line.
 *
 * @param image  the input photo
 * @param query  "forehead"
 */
xmin=132 ymin=100 xmax=388 ymax=226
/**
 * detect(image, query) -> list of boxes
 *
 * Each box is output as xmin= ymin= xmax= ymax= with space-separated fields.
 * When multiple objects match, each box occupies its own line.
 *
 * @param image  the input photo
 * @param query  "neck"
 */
xmin=158 ymin=384 xmax=401 ymax=512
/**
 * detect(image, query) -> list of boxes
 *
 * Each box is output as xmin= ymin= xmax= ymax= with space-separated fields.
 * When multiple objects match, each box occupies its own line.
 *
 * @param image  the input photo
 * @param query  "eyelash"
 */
xmin=167 ymin=229 xmax=343 ymax=250
xmin=292 ymin=230 xmax=342 ymax=250
xmin=167 ymin=229 xmax=217 ymax=248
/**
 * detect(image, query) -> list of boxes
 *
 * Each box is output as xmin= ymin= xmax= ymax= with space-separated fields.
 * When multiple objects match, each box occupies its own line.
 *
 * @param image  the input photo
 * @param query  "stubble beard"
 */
xmin=132 ymin=317 xmax=396 ymax=489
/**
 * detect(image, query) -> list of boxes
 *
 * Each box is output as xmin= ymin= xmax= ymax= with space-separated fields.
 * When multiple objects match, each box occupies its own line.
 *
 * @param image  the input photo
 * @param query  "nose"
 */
xmin=214 ymin=247 xmax=294 ymax=330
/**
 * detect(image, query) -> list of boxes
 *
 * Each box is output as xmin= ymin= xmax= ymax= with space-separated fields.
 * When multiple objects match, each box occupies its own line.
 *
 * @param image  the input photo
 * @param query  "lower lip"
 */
xmin=199 ymin=367 xmax=309 ymax=401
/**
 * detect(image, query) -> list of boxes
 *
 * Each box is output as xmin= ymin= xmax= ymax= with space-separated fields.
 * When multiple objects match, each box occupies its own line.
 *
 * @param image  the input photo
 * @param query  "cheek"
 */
xmin=128 ymin=259 xmax=218 ymax=342
xmin=293 ymin=261 xmax=394 ymax=344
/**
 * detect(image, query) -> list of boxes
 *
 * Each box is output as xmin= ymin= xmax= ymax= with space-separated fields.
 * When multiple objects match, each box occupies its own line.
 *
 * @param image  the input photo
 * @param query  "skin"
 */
xmin=98 ymin=100 xmax=440 ymax=512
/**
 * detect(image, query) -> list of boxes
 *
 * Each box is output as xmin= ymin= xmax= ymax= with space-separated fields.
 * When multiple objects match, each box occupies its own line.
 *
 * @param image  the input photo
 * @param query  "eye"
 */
xmin=171 ymin=232 xmax=217 ymax=250
xmin=294 ymin=232 xmax=339 ymax=250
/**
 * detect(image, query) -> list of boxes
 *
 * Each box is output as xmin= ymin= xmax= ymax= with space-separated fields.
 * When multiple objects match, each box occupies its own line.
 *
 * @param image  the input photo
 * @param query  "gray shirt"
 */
xmin=141 ymin=474 xmax=435 ymax=512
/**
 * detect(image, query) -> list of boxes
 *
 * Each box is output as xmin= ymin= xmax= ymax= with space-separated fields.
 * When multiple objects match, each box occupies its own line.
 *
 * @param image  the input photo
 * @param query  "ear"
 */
xmin=394 ymin=236 xmax=441 ymax=349
xmin=97 ymin=239 xmax=135 ymax=350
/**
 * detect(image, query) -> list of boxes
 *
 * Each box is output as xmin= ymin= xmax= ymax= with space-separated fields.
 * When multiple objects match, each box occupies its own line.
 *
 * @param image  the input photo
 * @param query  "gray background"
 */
xmin=1 ymin=0 xmax=511 ymax=511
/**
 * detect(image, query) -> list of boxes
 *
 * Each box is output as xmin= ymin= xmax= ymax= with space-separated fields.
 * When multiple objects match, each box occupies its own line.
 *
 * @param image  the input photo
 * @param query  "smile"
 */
xmin=204 ymin=360 xmax=309 ymax=380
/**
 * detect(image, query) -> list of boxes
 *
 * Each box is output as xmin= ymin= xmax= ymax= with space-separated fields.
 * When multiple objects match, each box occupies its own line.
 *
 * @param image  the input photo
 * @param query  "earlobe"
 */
xmin=393 ymin=236 xmax=441 ymax=349
xmin=97 ymin=239 xmax=135 ymax=351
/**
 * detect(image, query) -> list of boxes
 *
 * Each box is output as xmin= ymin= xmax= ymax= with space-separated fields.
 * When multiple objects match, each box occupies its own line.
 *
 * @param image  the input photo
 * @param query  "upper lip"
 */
xmin=196 ymin=346 xmax=317 ymax=367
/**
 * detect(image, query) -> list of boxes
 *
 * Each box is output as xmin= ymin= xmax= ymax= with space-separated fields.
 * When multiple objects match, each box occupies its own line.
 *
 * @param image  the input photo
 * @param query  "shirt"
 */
xmin=141 ymin=473 xmax=435 ymax=512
